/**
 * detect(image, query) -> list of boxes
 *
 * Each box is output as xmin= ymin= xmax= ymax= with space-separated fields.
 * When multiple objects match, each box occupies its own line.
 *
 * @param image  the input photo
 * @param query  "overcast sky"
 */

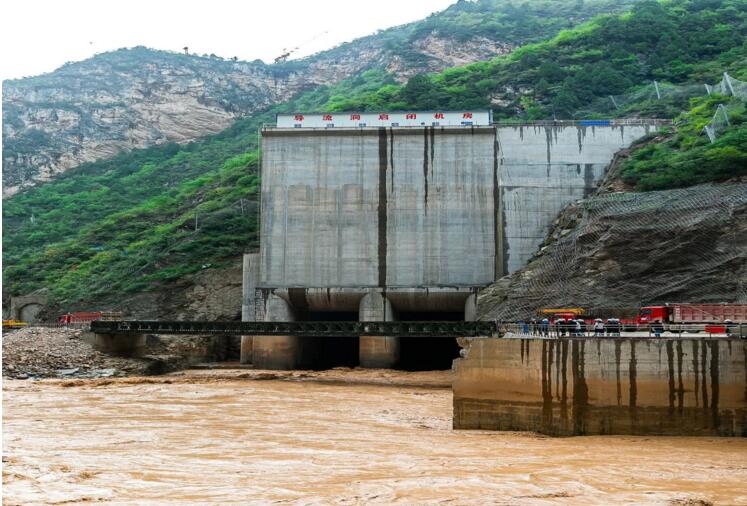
xmin=0 ymin=0 xmax=455 ymax=80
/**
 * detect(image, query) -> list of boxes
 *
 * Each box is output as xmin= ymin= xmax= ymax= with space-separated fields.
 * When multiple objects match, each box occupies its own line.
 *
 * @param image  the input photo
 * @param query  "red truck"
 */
xmin=636 ymin=303 xmax=747 ymax=324
xmin=58 ymin=311 xmax=123 ymax=325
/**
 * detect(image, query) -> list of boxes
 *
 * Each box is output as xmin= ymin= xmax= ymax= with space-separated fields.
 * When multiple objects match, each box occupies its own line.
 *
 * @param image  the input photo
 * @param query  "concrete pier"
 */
xmin=86 ymin=332 xmax=146 ymax=357
xmin=453 ymin=337 xmax=747 ymax=436
xmin=359 ymin=291 xmax=398 ymax=368
xmin=252 ymin=294 xmax=299 ymax=369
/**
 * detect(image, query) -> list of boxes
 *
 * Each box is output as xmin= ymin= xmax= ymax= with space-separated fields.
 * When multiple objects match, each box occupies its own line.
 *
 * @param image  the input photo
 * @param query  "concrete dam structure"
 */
xmin=244 ymin=113 xmax=665 ymax=369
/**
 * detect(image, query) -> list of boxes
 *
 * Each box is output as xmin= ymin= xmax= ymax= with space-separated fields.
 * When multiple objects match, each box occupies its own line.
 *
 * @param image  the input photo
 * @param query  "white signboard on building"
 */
xmin=276 ymin=111 xmax=491 ymax=128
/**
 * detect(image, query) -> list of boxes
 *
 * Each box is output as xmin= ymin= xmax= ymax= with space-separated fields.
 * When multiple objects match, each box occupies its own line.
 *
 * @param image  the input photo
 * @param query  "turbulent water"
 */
xmin=3 ymin=370 xmax=746 ymax=505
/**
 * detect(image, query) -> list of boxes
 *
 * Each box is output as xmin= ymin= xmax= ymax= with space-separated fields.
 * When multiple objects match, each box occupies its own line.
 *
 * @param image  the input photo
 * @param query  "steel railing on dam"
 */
xmin=90 ymin=320 xmax=498 ymax=337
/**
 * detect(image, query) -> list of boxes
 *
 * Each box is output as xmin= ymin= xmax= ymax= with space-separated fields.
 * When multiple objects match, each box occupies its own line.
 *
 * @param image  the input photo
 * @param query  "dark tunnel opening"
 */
xmin=300 ymin=311 xmax=360 ymax=369
xmin=397 ymin=311 xmax=463 ymax=371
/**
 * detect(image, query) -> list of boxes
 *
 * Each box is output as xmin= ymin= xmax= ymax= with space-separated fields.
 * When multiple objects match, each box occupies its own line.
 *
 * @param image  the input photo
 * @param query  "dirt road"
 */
xmin=3 ymin=371 xmax=746 ymax=505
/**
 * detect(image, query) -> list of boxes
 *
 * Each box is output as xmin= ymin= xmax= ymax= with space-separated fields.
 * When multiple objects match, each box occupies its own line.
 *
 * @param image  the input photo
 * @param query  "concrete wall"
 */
xmin=260 ymin=126 xmax=498 ymax=289
xmin=453 ymin=337 xmax=747 ymax=436
xmin=497 ymin=123 xmax=656 ymax=273
xmin=260 ymin=122 xmax=661 ymax=295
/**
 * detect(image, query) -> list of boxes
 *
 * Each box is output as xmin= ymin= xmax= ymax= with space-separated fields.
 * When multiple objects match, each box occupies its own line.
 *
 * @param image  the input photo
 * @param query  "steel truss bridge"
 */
xmin=90 ymin=320 xmax=498 ymax=338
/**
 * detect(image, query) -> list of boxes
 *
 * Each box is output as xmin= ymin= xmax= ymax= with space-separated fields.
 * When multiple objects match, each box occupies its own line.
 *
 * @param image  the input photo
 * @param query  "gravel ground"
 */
xmin=2 ymin=327 xmax=181 ymax=379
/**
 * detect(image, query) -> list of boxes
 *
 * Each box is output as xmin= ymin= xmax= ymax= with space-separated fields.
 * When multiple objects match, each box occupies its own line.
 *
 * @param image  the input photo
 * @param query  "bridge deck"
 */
xmin=90 ymin=320 xmax=497 ymax=337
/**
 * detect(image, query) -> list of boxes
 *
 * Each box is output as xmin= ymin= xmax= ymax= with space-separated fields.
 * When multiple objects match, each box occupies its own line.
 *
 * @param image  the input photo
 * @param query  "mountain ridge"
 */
xmin=2 ymin=0 xmax=638 ymax=196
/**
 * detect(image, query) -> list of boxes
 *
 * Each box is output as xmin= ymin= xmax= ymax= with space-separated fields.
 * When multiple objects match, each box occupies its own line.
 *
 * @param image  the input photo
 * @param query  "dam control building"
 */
xmin=242 ymin=111 xmax=663 ymax=369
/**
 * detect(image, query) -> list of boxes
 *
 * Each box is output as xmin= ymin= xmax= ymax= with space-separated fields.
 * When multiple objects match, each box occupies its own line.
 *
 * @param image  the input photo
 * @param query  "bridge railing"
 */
xmin=89 ymin=320 xmax=499 ymax=338
xmin=499 ymin=322 xmax=745 ymax=338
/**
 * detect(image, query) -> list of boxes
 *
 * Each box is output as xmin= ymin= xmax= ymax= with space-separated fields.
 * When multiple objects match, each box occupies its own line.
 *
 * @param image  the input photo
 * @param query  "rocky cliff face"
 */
xmin=478 ymin=181 xmax=747 ymax=320
xmin=2 ymin=35 xmax=511 ymax=197
xmin=4 ymin=0 xmax=641 ymax=197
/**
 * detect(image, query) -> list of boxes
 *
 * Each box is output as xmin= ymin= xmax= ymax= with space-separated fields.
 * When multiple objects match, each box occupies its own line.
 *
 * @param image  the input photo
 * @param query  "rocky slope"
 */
xmin=2 ymin=326 xmax=239 ymax=379
xmin=1 ymin=35 xmax=506 ymax=197
xmin=478 ymin=181 xmax=747 ymax=320
xmin=2 ymin=0 xmax=638 ymax=196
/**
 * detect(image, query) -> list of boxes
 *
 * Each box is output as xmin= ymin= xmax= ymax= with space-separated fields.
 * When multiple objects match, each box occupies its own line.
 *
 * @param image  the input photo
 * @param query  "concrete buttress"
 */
xmin=240 ymin=253 xmax=260 ymax=364
xmin=359 ymin=290 xmax=399 ymax=368
xmin=252 ymin=294 xmax=299 ymax=369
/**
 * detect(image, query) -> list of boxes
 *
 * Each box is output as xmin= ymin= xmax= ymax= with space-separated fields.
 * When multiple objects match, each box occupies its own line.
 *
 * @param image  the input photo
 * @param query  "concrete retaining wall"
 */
xmin=453 ymin=337 xmax=747 ymax=436
xmin=497 ymin=124 xmax=655 ymax=273
xmin=260 ymin=123 xmax=660 ymax=292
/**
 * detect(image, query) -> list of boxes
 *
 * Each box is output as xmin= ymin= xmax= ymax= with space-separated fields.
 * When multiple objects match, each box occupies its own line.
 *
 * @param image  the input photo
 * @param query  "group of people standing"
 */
xmin=518 ymin=317 xmax=623 ymax=337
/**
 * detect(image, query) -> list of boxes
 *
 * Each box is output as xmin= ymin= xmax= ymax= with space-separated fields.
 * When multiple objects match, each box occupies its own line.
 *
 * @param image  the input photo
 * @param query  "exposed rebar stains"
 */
xmin=710 ymin=341 xmax=720 ymax=426
xmin=493 ymin=131 xmax=505 ymax=277
xmin=693 ymin=340 xmax=700 ymax=407
xmin=614 ymin=340 xmax=622 ymax=406
xmin=423 ymin=128 xmax=429 ymax=213
xmin=666 ymin=340 xmax=675 ymax=415
xmin=571 ymin=340 xmax=589 ymax=434
xmin=561 ymin=340 xmax=568 ymax=425
xmin=676 ymin=340 xmax=684 ymax=413
xmin=548 ymin=341 xmax=554 ymax=397
xmin=555 ymin=337 xmax=562 ymax=401
xmin=701 ymin=341 xmax=709 ymax=412
xmin=429 ymin=127 xmax=435 ymax=168
xmin=629 ymin=340 xmax=638 ymax=418
xmin=583 ymin=163 xmax=595 ymax=197
xmin=541 ymin=341 xmax=552 ymax=430
xmin=377 ymin=128 xmax=388 ymax=287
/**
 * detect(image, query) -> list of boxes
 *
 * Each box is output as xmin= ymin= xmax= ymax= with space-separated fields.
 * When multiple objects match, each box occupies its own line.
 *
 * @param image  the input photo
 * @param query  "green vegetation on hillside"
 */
xmin=4 ymin=0 xmax=747 ymax=307
xmin=621 ymin=96 xmax=747 ymax=190
xmin=302 ymin=0 xmax=747 ymax=119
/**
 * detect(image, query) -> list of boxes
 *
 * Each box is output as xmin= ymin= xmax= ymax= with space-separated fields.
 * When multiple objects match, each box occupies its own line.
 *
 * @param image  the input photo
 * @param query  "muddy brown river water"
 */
xmin=3 ymin=369 xmax=747 ymax=505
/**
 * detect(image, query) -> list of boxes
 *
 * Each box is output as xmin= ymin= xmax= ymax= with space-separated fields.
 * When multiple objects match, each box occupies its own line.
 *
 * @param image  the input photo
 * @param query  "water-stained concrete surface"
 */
xmin=4 ymin=370 xmax=747 ymax=505
xmin=454 ymin=337 xmax=747 ymax=436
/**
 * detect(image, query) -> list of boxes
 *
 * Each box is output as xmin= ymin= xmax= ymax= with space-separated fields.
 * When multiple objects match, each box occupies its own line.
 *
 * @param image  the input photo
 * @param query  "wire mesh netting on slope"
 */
xmin=478 ymin=183 xmax=747 ymax=321
xmin=707 ymin=73 xmax=747 ymax=101
xmin=577 ymin=73 xmax=747 ymax=143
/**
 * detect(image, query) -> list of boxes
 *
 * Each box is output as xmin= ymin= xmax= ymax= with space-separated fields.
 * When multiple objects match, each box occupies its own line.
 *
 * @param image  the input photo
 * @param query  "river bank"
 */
xmin=4 ymin=371 xmax=746 ymax=505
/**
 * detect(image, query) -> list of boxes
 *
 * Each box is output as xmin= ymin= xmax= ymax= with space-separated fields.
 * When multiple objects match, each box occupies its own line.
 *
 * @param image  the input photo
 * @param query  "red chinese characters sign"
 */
xmin=276 ymin=111 xmax=490 ymax=127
